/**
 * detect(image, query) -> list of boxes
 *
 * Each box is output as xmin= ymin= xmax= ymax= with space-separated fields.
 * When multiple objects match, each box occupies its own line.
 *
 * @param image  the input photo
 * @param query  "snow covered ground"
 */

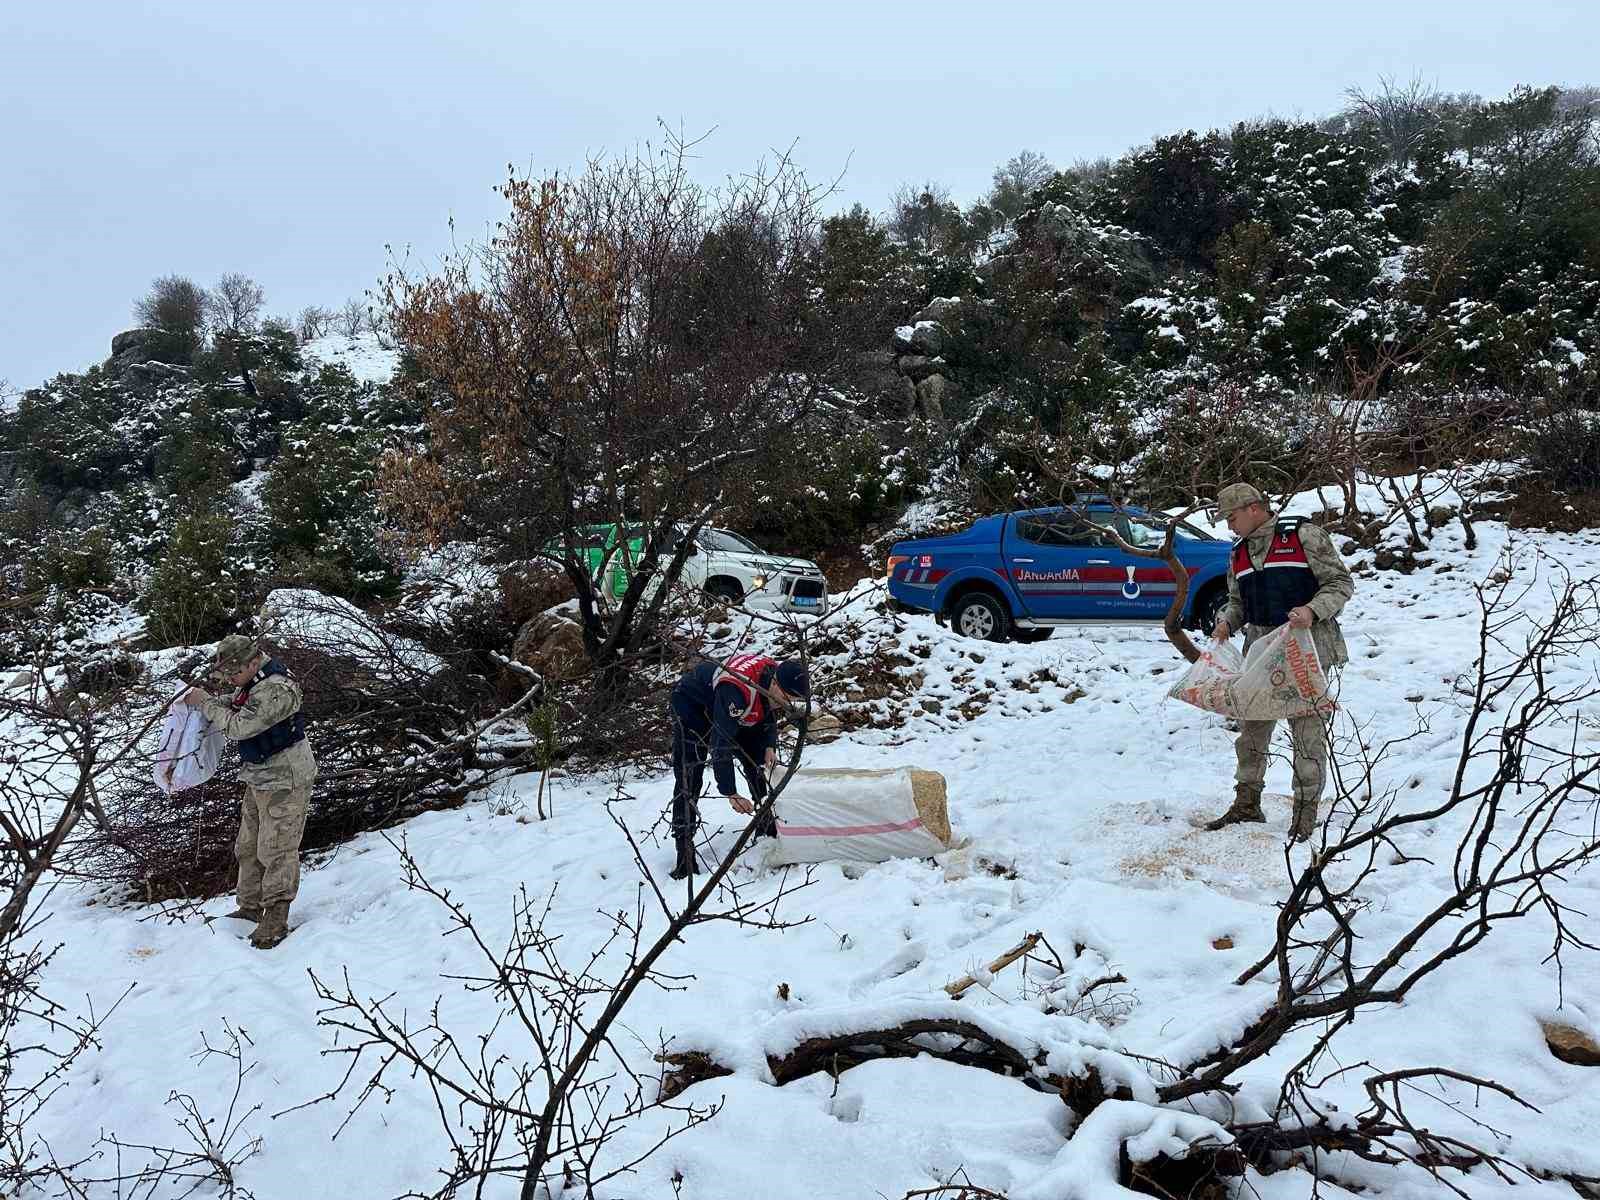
xmin=21 ymin=512 xmax=1600 ymax=1199
xmin=298 ymin=331 xmax=400 ymax=385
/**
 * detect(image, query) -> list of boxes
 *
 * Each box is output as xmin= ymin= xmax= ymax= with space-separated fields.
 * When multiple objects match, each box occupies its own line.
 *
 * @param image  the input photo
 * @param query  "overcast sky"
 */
xmin=3 ymin=0 xmax=1596 ymax=390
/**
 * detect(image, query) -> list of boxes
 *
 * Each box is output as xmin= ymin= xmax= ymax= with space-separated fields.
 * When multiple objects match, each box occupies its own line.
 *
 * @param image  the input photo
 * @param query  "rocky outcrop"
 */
xmin=914 ymin=374 xmax=955 ymax=424
xmin=913 ymin=296 xmax=962 ymax=324
xmin=895 ymin=355 xmax=944 ymax=382
xmin=509 ymin=611 xmax=588 ymax=683
xmin=51 ymin=485 xmax=95 ymax=529
xmin=887 ymin=297 xmax=963 ymax=425
xmin=110 ymin=328 xmax=160 ymax=359
xmin=106 ymin=327 xmax=191 ymax=387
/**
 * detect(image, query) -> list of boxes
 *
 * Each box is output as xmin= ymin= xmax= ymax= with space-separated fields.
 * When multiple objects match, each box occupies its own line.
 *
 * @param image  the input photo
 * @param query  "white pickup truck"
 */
xmin=671 ymin=527 xmax=829 ymax=614
xmin=581 ymin=524 xmax=829 ymax=615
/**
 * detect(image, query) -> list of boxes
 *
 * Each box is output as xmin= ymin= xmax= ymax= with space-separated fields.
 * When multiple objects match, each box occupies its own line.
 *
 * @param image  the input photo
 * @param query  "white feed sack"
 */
xmin=153 ymin=695 xmax=226 ymax=794
xmin=1168 ymin=624 xmax=1334 ymax=722
xmin=767 ymin=766 xmax=953 ymax=865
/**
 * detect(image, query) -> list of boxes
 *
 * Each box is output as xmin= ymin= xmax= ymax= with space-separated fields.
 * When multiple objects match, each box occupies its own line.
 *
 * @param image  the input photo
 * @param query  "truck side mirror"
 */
xmin=684 ymin=543 xmax=699 ymax=557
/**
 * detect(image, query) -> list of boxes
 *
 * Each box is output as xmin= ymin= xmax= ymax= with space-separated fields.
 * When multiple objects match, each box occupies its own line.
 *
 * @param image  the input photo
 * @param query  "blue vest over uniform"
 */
xmin=235 ymin=659 xmax=307 ymax=765
xmin=1232 ymin=517 xmax=1319 ymax=629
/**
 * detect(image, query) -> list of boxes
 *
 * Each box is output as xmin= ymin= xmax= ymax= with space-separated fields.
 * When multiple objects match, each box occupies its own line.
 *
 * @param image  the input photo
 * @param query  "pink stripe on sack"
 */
xmin=778 ymin=816 xmax=927 ymax=838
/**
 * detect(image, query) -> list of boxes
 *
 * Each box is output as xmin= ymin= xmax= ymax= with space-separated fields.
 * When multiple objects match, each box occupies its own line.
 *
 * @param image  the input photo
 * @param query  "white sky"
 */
xmin=3 ymin=0 xmax=1596 ymax=390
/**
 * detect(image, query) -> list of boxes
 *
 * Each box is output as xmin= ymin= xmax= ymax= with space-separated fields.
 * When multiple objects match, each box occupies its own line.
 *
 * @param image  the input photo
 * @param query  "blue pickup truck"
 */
xmin=886 ymin=502 xmax=1232 ymax=642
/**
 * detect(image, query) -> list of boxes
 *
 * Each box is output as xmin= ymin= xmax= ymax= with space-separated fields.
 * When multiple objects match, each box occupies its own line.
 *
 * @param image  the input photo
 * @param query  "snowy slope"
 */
xmin=23 ymin=513 xmax=1600 ymax=1199
xmin=298 ymin=331 xmax=400 ymax=384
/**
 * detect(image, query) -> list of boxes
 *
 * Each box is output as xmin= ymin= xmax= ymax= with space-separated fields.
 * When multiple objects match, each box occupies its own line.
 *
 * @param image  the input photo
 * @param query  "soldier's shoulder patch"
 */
xmin=727 ymin=701 xmax=746 ymax=719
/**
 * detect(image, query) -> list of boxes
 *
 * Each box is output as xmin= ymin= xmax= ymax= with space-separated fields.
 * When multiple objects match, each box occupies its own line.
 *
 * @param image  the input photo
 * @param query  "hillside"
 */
xmin=9 ymin=487 xmax=1600 ymax=1198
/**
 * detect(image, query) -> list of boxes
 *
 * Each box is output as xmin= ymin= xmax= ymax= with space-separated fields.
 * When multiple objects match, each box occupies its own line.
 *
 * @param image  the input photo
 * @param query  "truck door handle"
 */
xmin=1011 ymin=557 xmax=1034 ymax=563
xmin=1087 ymin=559 xmax=1110 ymax=565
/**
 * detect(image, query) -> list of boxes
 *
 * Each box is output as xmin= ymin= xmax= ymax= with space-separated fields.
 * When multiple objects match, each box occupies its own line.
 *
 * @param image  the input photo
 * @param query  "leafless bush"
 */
xmin=1 ymin=910 xmax=131 ymax=1194
xmin=1524 ymin=390 xmax=1600 ymax=493
xmin=86 ymin=1023 xmax=264 ymax=1200
xmin=1162 ymin=562 xmax=1600 ymax=1189
xmin=1 ymin=668 xmax=167 ymax=1191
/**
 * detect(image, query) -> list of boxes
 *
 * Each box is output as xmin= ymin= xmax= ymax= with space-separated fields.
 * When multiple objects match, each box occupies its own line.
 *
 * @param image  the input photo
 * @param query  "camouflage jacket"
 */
xmin=199 ymin=675 xmax=318 ymax=792
xmin=1221 ymin=518 xmax=1353 ymax=668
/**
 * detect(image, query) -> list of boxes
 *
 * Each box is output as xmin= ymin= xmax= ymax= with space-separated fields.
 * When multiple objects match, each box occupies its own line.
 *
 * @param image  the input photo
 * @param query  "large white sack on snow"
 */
xmin=1167 ymin=623 xmax=1332 ymax=722
xmin=153 ymin=694 xmax=225 ymax=794
xmin=768 ymin=766 xmax=952 ymax=865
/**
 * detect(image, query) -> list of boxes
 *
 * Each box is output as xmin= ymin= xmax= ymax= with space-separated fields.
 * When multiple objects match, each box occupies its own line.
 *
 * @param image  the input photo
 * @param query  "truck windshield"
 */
xmin=700 ymin=529 xmax=764 ymax=553
xmin=1125 ymin=518 xmax=1211 ymax=546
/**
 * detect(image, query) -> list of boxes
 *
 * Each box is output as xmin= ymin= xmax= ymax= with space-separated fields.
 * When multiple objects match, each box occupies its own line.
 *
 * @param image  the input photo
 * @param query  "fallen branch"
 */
xmin=944 ymin=931 xmax=1043 ymax=998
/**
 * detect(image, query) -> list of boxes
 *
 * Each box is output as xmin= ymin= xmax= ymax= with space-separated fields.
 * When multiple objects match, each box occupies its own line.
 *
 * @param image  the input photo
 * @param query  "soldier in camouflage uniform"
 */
xmin=184 ymin=635 xmax=316 ymax=949
xmin=1205 ymin=483 xmax=1354 ymax=842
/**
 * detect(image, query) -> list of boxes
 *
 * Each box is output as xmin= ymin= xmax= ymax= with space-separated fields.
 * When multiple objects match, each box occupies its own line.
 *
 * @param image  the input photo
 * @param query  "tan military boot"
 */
xmin=1205 ymin=784 xmax=1266 ymax=831
xmin=250 ymin=903 xmax=291 ymax=950
xmin=1289 ymin=798 xmax=1319 ymax=843
xmin=224 ymin=905 xmax=261 ymax=922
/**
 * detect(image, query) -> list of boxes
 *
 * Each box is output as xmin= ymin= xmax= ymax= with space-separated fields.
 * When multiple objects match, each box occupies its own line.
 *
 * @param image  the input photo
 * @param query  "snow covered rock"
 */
xmin=908 ymin=320 xmax=946 ymax=356
xmin=259 ymin=588 xmax=443 ymax=680
xmin=912 ymin=296 xmax=962 ymax=324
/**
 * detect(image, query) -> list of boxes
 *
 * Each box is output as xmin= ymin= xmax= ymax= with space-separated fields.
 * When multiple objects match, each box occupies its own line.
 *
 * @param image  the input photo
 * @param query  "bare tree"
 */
xmin=296 ymin=305 xmax=335 ymax=341
xmin=988 ymin=150 xmax=1056 ymax=223
xmin=205 ymin=273 xmax=265 ymax=334
xmin=335 ymin=297 xmax=367 ymax=337
xmin=1343 ymin=73 xmax=1443 ymax=167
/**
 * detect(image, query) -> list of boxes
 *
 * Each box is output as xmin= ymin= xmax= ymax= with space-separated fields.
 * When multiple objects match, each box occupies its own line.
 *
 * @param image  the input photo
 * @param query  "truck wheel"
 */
xmin=950 ymin=591 xmax=1011 ymax=642
xmin=1192 ymin=584 xmax=1226 ymax=633
xmin=705 ymin=578 xmax=744 ymax=605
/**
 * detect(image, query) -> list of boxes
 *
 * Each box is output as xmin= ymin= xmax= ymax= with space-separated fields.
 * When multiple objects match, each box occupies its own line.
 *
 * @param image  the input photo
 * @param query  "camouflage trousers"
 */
xmin=237 ymin=784 xmax=311 ymax=908
xmin=1234 ymin=712 xmax=1329 ymax=806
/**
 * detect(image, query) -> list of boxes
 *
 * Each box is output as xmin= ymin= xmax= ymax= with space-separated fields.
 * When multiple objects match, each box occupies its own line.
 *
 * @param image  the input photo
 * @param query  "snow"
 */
xmin=1016 ymin=1101 xmax=1231 ymax=1200
xmin=16 ymin=496 xmax=1600 ymax=1198
xmin=298 ymin=331 xmax=400 ymax=384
